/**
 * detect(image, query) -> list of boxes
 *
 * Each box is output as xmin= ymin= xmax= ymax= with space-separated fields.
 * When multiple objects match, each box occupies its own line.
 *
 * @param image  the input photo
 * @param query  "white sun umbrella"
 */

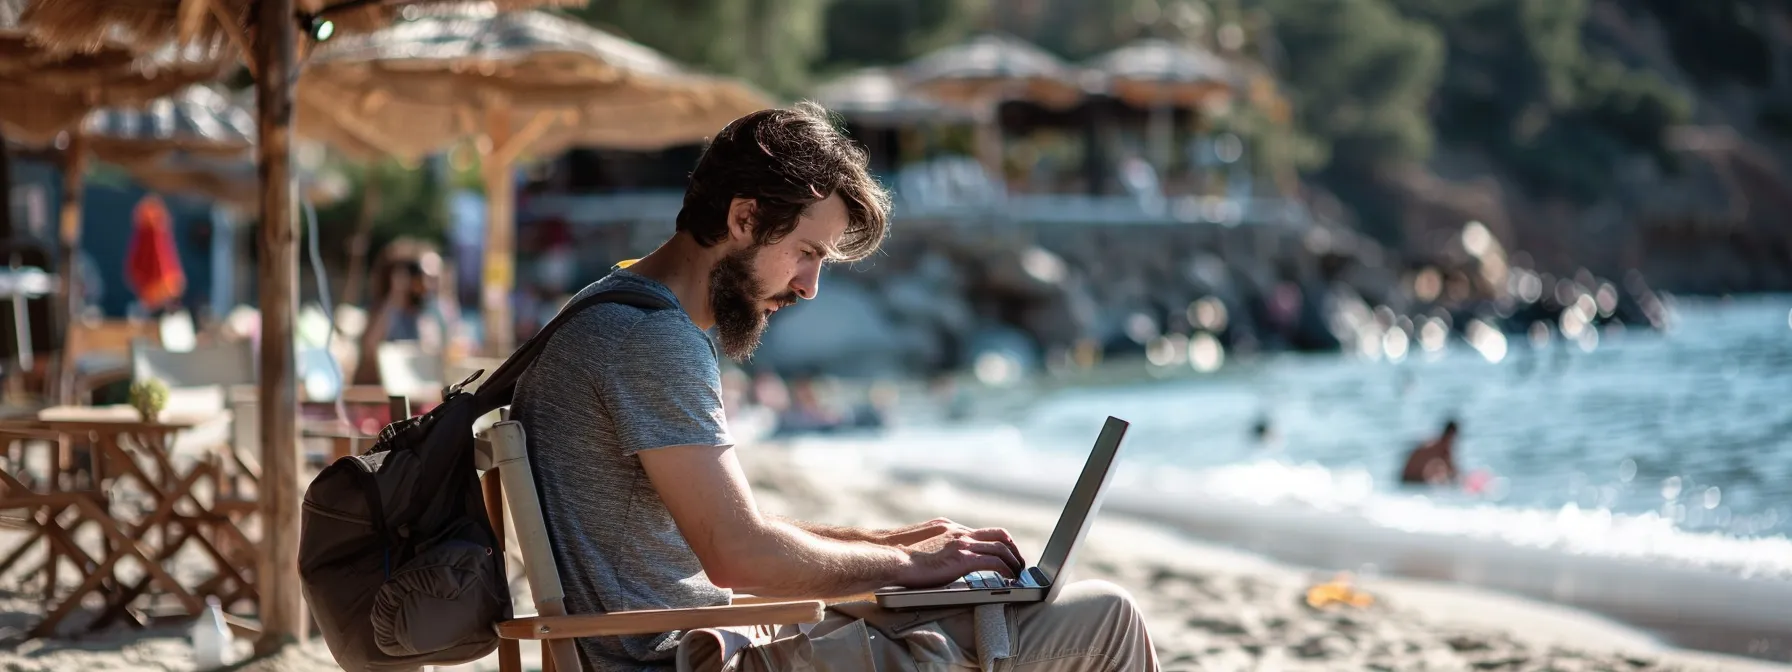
xmin=1085 ymin=38 xmax=1238 ymax=172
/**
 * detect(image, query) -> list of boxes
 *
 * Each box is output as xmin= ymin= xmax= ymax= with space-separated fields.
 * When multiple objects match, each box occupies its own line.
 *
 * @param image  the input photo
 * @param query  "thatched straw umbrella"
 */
xmin=81 ymin=84 xmax=255 ymax=163
xmin=0 ymin=0 xmax=131 ymax=79
xmin=121 ymin=150 xmax=346 ymax=208
xmin=95 ymin=88 xmax=344 ymax=209
xmin=532 ymin=74 xmax=772 ymax=153
xmin=1085 ymin=38 xmax=1236 ymax=171
xmin=298 ymin=2 xmax=771 ymax=355
xmin=814 ymin=66 xmax=978 ymax=127
xmin=18 ymin=0 xmax=581 ymax=61
xmin=2 ymin=0 xmax=233 ymax=403
xmin=1085 ymin=38 xmax=1234 ymax=109
xmin=0 ymin=0 xmax=230 ymax=137
xmin=2 ymin=0 xmax=224 ymax=399
xmin=15 ymin=0 xmax=588 ymax=652
xmin=0 ymin=41 xmax=229 ymax=141
xmin=812 ymin=66 xmax=979 ymax=178
xmin=901 ymin=33 xmax=1092 ymax=182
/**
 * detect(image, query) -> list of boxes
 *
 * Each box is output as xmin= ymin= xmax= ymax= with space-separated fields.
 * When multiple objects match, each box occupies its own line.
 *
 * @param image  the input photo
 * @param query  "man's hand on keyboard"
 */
xmin=890 ymin=521 xmax=1026 ymax=589
xmin=880 ymin=517 xmax=1026 ymax=568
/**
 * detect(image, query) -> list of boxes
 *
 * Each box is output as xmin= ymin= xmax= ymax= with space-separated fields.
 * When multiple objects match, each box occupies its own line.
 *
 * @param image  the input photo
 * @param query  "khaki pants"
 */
xmin=682 ymin=580 xmax=1159 ymax=672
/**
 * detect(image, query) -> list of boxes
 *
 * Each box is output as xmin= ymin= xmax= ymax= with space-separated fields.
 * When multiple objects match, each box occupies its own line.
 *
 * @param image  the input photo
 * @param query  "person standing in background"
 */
xmin=351 ymin=238 xmax=460 ymax=386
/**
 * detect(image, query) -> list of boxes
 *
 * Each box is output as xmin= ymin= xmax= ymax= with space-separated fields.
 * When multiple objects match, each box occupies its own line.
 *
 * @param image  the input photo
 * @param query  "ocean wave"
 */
xmin=798 ymin=424 xmax=1792 ymax=581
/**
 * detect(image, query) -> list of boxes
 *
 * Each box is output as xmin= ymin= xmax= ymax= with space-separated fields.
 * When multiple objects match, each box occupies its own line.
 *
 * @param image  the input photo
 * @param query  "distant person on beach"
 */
xmin=352 ymin=239 xmax=460 ymax=386
xmin=1400 ymin=420 xmax=1460 ymax=486
xmin=510 ymin=104 xmax=1158 ymax=671
xmin=1251 ymin=414 xmax=1280 ymax=450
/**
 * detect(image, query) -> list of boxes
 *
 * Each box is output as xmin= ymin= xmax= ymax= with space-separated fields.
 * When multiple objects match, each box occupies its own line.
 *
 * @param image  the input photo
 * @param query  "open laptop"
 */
xmin=875 ymin=416 xmax=1130 ymax=609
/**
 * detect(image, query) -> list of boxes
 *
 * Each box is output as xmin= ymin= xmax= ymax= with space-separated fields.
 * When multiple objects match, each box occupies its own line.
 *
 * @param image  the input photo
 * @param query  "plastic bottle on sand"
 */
xmin=191 ymin=595 xmax=233 ymax=670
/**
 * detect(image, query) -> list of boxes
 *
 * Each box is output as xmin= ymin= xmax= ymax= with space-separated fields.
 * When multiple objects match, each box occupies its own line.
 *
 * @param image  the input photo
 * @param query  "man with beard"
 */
xmin=511 ymin=103 xmax=1158 ymax=672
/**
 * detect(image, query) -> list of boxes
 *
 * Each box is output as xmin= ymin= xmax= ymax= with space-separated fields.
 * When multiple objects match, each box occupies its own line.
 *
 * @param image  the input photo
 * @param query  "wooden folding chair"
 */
xmin=475 ymin=419 xmax=827 ymax=672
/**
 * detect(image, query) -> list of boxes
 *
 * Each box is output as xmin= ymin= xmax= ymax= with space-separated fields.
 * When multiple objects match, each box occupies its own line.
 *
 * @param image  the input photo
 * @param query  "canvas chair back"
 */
xmin=479 ymin=420 xmax=584 ymax=672
xmin=478 ymin=418 xmax=789 ymax=672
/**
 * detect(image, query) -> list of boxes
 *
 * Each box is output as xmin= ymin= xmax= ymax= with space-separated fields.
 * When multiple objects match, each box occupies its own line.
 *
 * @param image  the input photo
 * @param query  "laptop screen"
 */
xmin=1035 ymin=417 xmax=1130 ymax=587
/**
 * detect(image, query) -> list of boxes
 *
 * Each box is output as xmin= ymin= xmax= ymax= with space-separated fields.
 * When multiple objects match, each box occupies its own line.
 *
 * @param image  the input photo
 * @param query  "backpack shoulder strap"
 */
xmin=474 ymin=287 xmax=676 ymax=406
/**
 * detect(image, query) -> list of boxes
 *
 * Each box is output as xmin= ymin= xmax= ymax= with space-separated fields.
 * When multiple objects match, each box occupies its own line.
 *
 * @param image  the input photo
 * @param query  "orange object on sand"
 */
xmin=1304 ymin=573 xmax=1375 ymax=610
xmin=124 ymin=195 xmax=187 ymax=311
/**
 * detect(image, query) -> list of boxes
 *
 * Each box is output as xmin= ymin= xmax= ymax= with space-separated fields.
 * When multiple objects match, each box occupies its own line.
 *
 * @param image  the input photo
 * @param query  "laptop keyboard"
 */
xmin=964 ymin=571 xmax=1015 ymax=589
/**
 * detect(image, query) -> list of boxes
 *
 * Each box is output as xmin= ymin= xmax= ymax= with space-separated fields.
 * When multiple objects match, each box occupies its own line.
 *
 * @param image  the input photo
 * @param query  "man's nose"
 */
xmin=791 ymin=262 xmax=821 ymax=300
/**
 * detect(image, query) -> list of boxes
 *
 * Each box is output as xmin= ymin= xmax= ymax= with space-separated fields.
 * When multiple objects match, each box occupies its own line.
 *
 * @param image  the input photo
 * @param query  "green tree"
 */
xmin=818 ymin=0 xmax=987 ymax=70
xmin=574 ymin=0 xmax=831 ymax=97
xmin=1391 ymin=0 xmax=1691 ymax=198
xmin=1255 ymin=0 xmax=1445 ymax=169
xmin=314 ymin=156 xmax=450 ymax=253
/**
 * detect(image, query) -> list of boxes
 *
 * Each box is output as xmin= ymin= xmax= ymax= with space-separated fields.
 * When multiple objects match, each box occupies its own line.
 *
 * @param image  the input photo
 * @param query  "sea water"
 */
xmin=799 ymin=295 xmax=1792 ymax=579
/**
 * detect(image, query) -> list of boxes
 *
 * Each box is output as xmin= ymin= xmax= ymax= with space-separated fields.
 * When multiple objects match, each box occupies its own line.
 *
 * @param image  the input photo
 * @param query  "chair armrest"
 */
xmin=731 ymin=593 xmax=874 ymax=606
xmin=496 ymin=601 xmax=825 ymax=640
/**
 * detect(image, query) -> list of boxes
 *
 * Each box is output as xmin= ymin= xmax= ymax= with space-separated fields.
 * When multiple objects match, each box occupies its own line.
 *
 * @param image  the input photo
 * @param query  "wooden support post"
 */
xmin=0 ymin=126 xmax=11 ymax=242
xmin=53 ymin=132 xmax=85 ymax=405
xmin=1147 ymin=99 xmax=1173 ymax=176
xmin=253 ymin=0 xmax=303 ymax=653
xmin=480 ymin=107 xmax=516 ymax=357
xmin=973 ymin=100 xmax=1003 ymax=187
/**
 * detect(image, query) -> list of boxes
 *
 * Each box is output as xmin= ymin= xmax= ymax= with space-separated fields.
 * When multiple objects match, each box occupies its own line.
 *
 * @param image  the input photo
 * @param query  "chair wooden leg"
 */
xmin=0 ymin=528 xmax=40 ymax=576
xmin=498 ymin=639 xmax=523 ymax=672
xmin=482 ymin=471 xmax=523 ymax=672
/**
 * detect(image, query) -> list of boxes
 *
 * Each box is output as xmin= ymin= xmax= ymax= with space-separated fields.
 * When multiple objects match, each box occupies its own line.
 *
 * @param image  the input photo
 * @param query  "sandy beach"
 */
xmin=2 ymin=439 xmax=1787 ymax=672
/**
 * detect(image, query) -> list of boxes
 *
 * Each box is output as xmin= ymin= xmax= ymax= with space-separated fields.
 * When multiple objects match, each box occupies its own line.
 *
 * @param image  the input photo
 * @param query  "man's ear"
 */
xmin=725 ymin=197 xmax=756 ymax=245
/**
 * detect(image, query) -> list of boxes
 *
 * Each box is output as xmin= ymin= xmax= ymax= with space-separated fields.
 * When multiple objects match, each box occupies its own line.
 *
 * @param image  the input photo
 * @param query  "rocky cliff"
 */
xmin=1343 ymin=0 xmax=1792 ymax=295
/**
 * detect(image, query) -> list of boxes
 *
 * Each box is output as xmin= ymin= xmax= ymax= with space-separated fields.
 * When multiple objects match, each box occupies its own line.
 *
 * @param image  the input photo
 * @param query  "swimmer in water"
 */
xmin=1251 ymin=414 xmax=1280 ymax=450
xmin=1399 ymin=419 xmax=1460 ymax=486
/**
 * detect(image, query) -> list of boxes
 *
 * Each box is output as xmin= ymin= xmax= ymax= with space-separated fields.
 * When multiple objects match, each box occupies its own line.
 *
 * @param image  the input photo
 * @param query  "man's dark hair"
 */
xmin=676 ymin=102 xmax=891 ymax=262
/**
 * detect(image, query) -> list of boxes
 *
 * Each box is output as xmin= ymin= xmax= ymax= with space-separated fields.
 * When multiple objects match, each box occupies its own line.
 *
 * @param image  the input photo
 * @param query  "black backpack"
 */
xmin=299 ymin=287 xmax=674 ymax=671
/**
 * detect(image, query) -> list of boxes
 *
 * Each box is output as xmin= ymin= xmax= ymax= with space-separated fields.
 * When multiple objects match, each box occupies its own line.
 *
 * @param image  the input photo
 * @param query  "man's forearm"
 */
xmin=769 ymin=515 xmax=889 ymax=544
xmin=720 ymin=519 xmax=907 ymax=598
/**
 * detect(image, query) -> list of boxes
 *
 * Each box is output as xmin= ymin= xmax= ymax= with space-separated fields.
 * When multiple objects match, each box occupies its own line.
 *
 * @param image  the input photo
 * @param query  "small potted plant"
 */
xmin=129 ymin=378 xmax=171 ymax=423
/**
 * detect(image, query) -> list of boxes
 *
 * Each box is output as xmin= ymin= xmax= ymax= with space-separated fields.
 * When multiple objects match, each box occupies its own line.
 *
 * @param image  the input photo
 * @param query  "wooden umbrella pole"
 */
xmin=0 ymin=125 xmax=11 ymax=240
xmin=478 ymin=108 xmax=557 ymax=358
xmin=1148 ymin=94 xmax=1174 ymax=175
xmin=52 ymin=131 xmax=86 ymax=406
xmin=480 ymin=107 xmax=516 ymax=357
xmin=253 ymin=0 xmax=304 ymax=652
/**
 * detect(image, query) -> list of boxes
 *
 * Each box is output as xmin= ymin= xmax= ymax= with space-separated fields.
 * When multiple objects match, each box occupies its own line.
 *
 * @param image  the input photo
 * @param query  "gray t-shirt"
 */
xmin=512 ymin=269 xmax=734 ymax=671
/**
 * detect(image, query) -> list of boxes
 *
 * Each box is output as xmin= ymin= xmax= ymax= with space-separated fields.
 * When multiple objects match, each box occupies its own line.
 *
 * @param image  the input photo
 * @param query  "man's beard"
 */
xmin=709 ymin=245 xmax=795 ymax=361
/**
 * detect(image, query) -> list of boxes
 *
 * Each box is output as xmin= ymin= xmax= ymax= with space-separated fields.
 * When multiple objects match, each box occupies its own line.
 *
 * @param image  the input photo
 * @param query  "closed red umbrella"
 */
xmin=124 ymin=194 xmax=186 ymax=311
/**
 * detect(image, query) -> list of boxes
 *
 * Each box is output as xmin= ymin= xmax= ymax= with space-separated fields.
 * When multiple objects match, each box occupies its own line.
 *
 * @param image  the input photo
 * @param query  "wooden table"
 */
xmin=0 ymin=405 xmax=257 ymax=637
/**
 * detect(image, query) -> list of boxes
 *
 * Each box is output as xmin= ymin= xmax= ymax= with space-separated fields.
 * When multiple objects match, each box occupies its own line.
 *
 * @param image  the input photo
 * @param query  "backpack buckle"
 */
xmin=445 ymin=369 xmax=485 ymax=398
